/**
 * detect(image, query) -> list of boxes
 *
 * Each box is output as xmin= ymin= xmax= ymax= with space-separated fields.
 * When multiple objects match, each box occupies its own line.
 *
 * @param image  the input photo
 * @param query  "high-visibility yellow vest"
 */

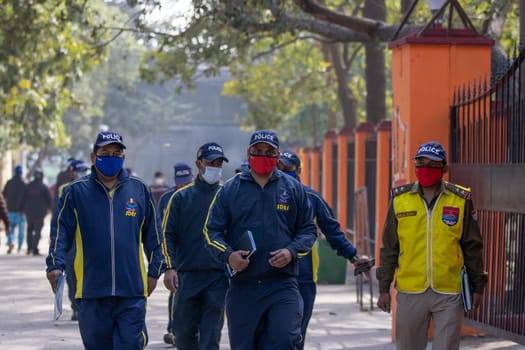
xmin=394 ymin=185 xmax=468 ymax=293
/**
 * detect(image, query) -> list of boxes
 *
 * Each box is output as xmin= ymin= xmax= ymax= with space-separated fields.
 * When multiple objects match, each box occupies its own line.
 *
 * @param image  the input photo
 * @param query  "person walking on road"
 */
xmin=376 ymin=141 xmax=488 ymax=350
xmin=277 ymin=149 xmax=371 ymax=350
xmin=46 ymin=130 xmax=167 ymax=349
xmin=3 ymin=165 xmax=27 ymax=254
xmin=21 ymin=169 xmax=52 ymax=256
xmin=163 ymin=144 xmax=230 ymax=350
xmin=157 ymin=161 xmax=194 ymax=346
xmin=203 ymin=130 xmax=317 ymax=350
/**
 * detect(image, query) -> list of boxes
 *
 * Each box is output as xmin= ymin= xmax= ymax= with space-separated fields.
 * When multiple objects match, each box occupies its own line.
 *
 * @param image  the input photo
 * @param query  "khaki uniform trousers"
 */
xmin=396 ymin=288 xmax=463 ymax=350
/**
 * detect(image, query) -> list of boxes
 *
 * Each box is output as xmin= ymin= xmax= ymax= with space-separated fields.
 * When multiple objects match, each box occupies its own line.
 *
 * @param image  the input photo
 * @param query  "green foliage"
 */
xmin=59 ymin=1 xmax=148 ymax=158
xmin=223 ymin=37 xmax=337 ymax=131
xmin=0 ymin=0 xmax=102 ymax=153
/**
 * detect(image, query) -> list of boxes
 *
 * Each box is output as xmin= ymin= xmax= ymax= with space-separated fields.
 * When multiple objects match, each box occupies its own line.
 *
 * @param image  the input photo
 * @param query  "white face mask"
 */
xmin=202 ymin=166 xmax=222 ymax=184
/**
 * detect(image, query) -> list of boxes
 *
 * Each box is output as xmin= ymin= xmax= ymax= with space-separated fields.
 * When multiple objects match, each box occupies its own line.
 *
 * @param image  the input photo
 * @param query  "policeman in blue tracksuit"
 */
xmin=46 ymin=130 xmax=167 ymax=350
xmin=277 ymin=150 xmax=371 ymax=350
xmin=157 ymin=162 xmax=194 ymax=345
xmin=163 ymin=143 xmax=229 ymax=350
xmin=203 ymin=130 xmax=317 ymax=350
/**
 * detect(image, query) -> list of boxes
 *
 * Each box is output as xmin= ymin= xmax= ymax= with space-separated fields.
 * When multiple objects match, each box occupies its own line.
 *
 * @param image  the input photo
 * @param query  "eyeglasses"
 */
xmin=415 ymin=158 xmax=443 ymax=168
xmin=249 ymin=149 xmax=279 ymax=158
xmin=97 ymin=151 xmax=124 ymax=157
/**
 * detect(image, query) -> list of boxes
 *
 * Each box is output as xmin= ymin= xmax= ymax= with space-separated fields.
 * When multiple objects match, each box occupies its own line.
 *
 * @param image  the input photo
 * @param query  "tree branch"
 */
xmin=294 ymin=0 xmax=381 ymax=34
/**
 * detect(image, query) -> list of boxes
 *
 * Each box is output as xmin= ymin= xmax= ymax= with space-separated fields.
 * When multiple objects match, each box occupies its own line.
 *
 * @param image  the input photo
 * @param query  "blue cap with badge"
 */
xmin=414 ymin=141 xmax=447 ymax=163
xmin=249 ymin=130 xmax=279 ymax=149
xmin=174 ymin=162 xmax=193 ymax=186
xmin=197 ymin=142 xmax=229 ymax=162
xmin=279 ymin=150 xmax=301 ymax=168
xmin=93 ymin=131 xmax=126 ymax=151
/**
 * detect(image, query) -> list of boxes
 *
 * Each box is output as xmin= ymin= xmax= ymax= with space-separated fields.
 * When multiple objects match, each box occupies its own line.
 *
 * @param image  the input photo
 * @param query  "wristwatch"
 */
xmin=350 ymin=255 xmax=359 ymax=263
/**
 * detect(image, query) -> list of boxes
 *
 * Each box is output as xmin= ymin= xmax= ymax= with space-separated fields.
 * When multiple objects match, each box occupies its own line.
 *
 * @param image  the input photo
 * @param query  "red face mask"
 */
xmin=415 ymin=166 xmax=443 ymax=187
xmin=249 ymin=155 xmax=278 ymax=175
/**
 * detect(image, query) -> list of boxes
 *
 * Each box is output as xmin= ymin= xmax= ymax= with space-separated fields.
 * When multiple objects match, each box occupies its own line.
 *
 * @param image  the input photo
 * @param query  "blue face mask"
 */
xmin=96 ymin=156 xmax=123 ymax=177
xmin=283 ymin=170 xmax=297 ymax=179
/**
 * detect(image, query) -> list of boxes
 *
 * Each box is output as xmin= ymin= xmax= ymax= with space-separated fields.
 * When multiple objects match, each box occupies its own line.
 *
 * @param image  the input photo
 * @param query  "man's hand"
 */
xmin=228 ymin=250 xmax=251 ymax=274
xmin=377 ymin=292 xmax=391 ymax=313
xmin=163 ymin=269 xmax=178 ymax=293
xmin=352 ymin=256 xmax=374 ymax=278
xmin=473 ymin=292 xmax=482 ymax=309
xmin=46 ymin=269 xmax=63 ymax=294
xmin=269 ymin=249 xmax=292 ymax=268
xmin=147 ymin=277 xmax=157 ymax=296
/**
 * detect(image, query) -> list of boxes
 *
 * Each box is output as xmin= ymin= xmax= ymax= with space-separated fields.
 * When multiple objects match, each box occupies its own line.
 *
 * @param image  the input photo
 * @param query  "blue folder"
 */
xmin=53 ymin=273 xmax=66 ymax=320
xmin=461 ymin=266 xmax=473 ymax=312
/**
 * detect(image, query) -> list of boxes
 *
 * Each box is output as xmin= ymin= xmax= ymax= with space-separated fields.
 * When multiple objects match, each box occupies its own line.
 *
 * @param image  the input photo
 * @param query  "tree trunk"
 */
xmin=325 ymin=43 xmax=358 ymax=128
xmin=363 ymin=0 xmax=387 ymax=125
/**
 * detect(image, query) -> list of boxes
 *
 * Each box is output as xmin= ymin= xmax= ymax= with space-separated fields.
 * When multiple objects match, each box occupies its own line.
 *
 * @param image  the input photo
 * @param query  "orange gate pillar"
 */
xmin=301 ymin=147 xmax=311 ymax=188
xmin=298 ymin=148 xmax=310 ymax=187
xmin=354 ymin=122 xmax=374 ymax=254
xmin=322 ymin=129 xmax=337 ymax=206
xmin=310 ymin=147 xmax=321 ymax=192
xmin=389 ymin=28 xmax=494 ymax=185
xmin=336 ymin=127 xmax=354 ymax=232
xmin=374 ymin=120 xmax=392 ymax=265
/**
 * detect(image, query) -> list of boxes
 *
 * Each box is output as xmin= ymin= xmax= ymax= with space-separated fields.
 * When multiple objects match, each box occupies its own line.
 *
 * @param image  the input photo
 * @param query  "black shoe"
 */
xmin=163 ymin=333 xmax=175 ymax=345
xmin=71 ymin=310 xmax=78 ymax=321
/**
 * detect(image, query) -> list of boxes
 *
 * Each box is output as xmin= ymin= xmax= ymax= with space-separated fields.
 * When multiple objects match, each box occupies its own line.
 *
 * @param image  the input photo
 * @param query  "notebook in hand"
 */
xmin=461 ymin=266 xmax=473 ymax=312
xmin=226 ymin=230 xmax=256 ymax=277
xmin=54 ymin=273 xmax=66 ymax=320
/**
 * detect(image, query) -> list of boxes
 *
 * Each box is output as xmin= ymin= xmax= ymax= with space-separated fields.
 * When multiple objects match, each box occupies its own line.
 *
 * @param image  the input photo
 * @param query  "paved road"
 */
xmin=0 ymin=220 xmax=523 ymax=349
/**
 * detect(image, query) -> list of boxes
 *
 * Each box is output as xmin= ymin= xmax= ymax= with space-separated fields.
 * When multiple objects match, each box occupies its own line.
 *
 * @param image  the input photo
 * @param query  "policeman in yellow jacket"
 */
xmin=376 ymin=141 xmax=487 ymax=350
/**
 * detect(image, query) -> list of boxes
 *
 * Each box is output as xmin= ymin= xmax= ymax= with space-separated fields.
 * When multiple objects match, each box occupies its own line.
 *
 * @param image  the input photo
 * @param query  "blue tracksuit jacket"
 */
xmin=46 ymin=168 xmax=166 ymax=298
xmin=203 ymin=170 xmax=317 ymax=281
xmin=299 ymin=185 xmax=357 ymax=284
xmin=163 ymin=177 xmax=223 ymax=272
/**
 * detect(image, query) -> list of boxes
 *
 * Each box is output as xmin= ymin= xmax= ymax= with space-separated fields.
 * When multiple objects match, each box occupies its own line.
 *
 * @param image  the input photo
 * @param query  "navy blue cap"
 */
xmin=93 ymin=131 xmax=126 ymax=151
xmin=71 ymin=160 xmax=89 ymax=172
xmin=249 ymin=130 xmax=279 ymax=149
xmin=414 ymin=141 xmax=447 ymax=162
xmin=279 ymin=150 xmax=301 ymax=168
xmin=174 ymin=162 xmax=193 ymax=186
xmin=197 ymin=142 xmax=229 ymax=162
xmin=14 ymin=165 xmax=23 ymax=175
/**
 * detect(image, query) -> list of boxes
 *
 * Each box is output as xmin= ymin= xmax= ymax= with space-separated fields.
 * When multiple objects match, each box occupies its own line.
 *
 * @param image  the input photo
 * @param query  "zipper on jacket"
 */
xmin=426 ymin=192 xmax=442 ymax=290
xmin=95 ymin=179 xmax=119 ymax=296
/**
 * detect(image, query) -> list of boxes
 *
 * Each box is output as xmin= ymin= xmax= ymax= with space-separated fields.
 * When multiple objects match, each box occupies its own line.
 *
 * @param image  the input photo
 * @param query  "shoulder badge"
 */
xmin=390 ymin=183 xmax=414 ymax=198
xmin=445 ymin=182 xmax=471 ymax=200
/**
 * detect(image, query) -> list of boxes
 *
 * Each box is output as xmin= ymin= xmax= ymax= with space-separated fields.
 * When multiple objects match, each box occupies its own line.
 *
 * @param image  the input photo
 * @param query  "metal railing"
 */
xmin=450 ymin=44 xmax=525 ymax=341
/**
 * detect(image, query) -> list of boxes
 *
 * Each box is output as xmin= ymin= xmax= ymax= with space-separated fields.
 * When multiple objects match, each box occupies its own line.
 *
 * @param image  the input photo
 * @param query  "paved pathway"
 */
xmin=0 ymin=220 xmax=523 ymax=349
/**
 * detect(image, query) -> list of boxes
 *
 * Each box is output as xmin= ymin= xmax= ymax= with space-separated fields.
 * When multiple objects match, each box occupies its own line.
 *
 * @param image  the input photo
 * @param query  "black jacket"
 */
xmin=3 ymin=175 xmax=27 ymax=212
xmin=21 ymin=179 xmax=52 ymax=221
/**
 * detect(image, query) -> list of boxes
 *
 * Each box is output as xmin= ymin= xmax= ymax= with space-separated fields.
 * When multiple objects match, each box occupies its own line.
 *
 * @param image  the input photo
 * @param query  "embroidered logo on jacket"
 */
xmin=442 ymin=206 xmax=459 ymax=226
xmin=125 ymin=198 xmax=137 ymax=217
xmin=277 ymin=190 xmax=290 ymax=211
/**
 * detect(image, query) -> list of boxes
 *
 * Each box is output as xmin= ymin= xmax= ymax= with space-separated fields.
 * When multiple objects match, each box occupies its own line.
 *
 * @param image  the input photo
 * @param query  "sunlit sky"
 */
xmin=147 ymin=0 xmax=193 ymax=30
